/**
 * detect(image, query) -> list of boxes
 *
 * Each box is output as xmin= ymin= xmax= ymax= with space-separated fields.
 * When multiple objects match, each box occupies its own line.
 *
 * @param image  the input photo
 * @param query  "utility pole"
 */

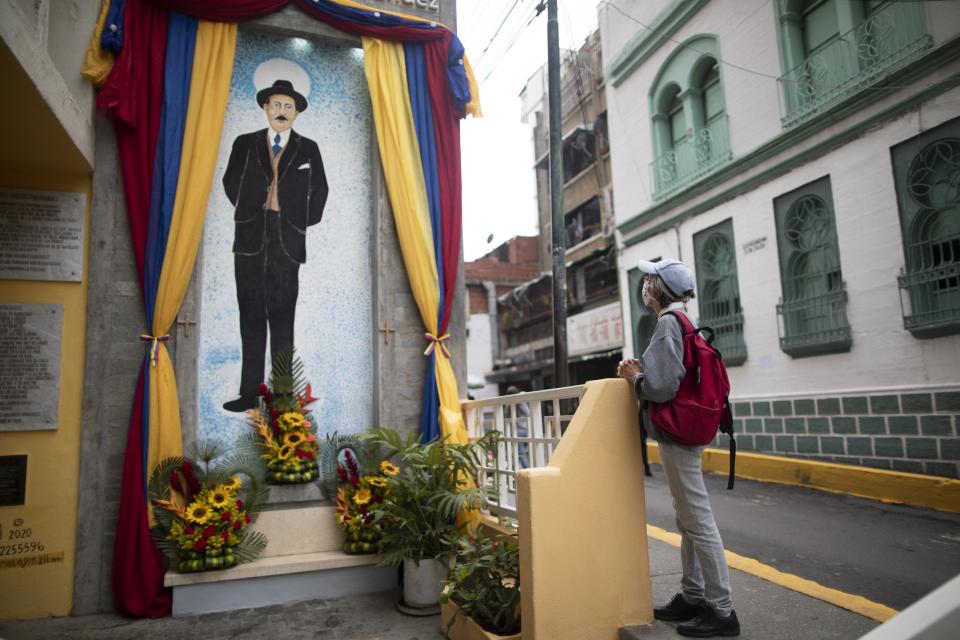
xmin=547 ymin=0 xmax=569 ymax=388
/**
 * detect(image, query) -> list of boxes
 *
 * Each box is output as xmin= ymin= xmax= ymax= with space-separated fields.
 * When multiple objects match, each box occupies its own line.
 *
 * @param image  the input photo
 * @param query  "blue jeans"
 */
xmin=657 ymin=438 xmax=734 ymax=615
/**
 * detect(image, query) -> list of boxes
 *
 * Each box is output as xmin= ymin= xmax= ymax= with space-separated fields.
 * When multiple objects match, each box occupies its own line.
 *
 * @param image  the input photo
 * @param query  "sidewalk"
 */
xmin=0 ymin=536 xmax=879 ymax=640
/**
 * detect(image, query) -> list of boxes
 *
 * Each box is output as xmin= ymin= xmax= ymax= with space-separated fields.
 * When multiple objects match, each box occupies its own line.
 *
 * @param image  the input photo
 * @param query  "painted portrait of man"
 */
xmin=221 ymin=78 xmax=329 ymax=412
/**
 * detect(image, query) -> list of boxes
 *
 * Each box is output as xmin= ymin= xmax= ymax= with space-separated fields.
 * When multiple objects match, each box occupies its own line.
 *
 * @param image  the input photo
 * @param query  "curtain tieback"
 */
xmin=139 ymin=333 xmax=170 ymax=367
xmin=423 ymin=332 xmax=451 ymax=359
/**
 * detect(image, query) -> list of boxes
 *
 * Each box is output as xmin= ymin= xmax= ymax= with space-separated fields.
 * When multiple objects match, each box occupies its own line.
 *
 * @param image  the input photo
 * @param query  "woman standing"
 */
xmin=617 ymin=259 xmax=740 ymax=638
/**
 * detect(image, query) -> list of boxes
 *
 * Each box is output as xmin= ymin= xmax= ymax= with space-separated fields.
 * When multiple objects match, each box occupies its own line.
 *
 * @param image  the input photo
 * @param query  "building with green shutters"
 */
xmin=601 ymin=0 xmax=960 ymax=478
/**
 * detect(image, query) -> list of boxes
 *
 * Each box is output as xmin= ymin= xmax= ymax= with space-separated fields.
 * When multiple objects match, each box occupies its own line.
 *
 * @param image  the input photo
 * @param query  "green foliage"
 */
xmin=441 ymin=530 xmax=521 ymax=637
xmin=362 ymin=427 xmax=499 ymax=567
xmin=317 ymin=431 xmax=361 ymax=499
xmin=268 ymin=346 xmax=306 ymax=408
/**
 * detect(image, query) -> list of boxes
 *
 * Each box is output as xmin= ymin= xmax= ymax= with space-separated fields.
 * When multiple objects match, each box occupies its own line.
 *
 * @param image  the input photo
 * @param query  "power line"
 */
xmin=475 ymin=0 xmax=525 ymax=66
xmin=478 ymin=4 xmax=544 ymax=82
xmin=598 ymin=0 xmax=949 ymax=94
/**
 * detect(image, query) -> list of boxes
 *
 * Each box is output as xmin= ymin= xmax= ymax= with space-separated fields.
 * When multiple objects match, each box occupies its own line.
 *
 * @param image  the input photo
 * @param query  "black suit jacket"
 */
xmin=222 ymin=129 xmax=328 ymax=264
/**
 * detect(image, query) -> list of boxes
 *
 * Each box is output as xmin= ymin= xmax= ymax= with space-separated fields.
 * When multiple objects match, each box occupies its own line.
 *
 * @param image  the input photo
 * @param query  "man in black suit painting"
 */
xmin=221 ymin=79 xmax=328 ymax=412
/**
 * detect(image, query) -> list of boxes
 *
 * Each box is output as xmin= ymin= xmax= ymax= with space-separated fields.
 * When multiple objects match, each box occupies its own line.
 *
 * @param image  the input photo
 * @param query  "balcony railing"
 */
xmin=777 ymin=288 xmax=852 ymax=357
xmin=898 ymin=262 xmax=960 ymax=338
xmin=651 ymin=115 xmax=732 ymax=199
xmin=463 ymin=385 xmax=583 ymax=520
xmin=778 ymin=2 xmax=931 ymax=128
xmin=700 ymin=309 xmax=747 ymax=366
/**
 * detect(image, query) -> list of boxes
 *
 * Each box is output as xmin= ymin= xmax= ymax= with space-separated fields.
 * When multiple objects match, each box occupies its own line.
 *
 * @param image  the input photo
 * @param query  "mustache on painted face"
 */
xmin=274 ymin=115 xmax=288 ymax=121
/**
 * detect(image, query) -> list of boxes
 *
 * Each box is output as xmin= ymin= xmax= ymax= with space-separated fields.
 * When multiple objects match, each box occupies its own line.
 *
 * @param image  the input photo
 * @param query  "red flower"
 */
xmin=202 ymin=526 xmax=216 ymax=538
xmin=337 ymin=465 xmax=348 ymax=482
xmin=193 ymin=539 xmax=206 ymax=552
xmin=169 ymin=473 xmax=183 ymax=494
xmin=180 ymin=460 xmax=193 ymax=475
xmin=232 ymin=520 xmax=242 ymax=531
xmin=221 ymin=531 xmax=229 ymax=541
xmin=236 ymin=499 xmax=244 ymax=510
xmin=360 ymin=506 xmax=368 ymax=515
xmin=184 ymin=526 xmax=195 ymax=536
xmin=374 ymin=494 xmax=383 ymax=504
xmin=305 ymin=451 xmax=316 ymax=461
xmin=259 ymin=383 xmax=269 ymax=397
xmin=295 ymin=449 xmax=308 ymax=459
xmin=221 ymin=512 xmax=231 ymax=522
xmin=244 ymin=514 xmax=251 ymax=524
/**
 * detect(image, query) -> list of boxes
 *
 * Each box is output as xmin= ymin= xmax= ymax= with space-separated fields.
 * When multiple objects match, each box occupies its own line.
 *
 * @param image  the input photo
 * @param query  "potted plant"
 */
xmin=440 ymin=530 xmax=521 ymax=640
xmin=364 ymin=427 xmax=499 ymax=614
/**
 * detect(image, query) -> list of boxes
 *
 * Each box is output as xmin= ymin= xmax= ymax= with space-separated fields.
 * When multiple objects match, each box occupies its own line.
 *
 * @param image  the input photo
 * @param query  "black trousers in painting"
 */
xmin=234 ymin=211 xmax=300 ymax=398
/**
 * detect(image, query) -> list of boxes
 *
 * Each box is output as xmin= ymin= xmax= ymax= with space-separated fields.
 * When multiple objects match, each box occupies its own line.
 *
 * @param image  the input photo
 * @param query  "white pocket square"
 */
xmin=297 ymin=162 xmax=310 ymax=170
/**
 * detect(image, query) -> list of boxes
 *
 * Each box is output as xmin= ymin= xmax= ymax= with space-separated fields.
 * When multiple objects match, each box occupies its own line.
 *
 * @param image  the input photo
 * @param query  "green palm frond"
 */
xmin=237 ymin=530 xmax=268 ymax=563
xmin=268 ymin=346 xmax=307 ymax=398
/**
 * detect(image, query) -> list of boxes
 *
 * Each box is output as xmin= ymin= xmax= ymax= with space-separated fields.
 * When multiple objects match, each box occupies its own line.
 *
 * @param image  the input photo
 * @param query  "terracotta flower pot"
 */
xmin=440 ymin=598 xmax=521 ymax=640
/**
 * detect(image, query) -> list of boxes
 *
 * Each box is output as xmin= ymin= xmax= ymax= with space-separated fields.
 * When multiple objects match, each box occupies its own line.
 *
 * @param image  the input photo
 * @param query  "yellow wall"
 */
xmin=518 ymin=379 xmax=653 ymax=640
xmin=0 ymin=37 xmax=93 ymax=619
xmin=0 ymin=171 xmax=91 ymax=620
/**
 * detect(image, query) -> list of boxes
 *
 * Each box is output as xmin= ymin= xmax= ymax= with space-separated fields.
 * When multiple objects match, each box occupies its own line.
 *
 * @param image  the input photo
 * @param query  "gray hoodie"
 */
xmin=633 ymin=304 xmax=690 ymax=443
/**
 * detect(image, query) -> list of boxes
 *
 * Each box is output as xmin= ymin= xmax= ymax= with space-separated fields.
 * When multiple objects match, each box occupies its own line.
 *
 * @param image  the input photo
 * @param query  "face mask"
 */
xmin=641 ymin=280 xmax=653 ymax=307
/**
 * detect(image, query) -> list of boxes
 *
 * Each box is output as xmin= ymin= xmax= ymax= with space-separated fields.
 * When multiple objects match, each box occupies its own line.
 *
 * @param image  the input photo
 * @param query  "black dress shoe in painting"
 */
xmin=222 ymin=395 xmax=258 ymax=412
xmin=676 ymin=608 xmax=740 ymax=637
xmin=654 ymin=593 xmax=706 ymax=622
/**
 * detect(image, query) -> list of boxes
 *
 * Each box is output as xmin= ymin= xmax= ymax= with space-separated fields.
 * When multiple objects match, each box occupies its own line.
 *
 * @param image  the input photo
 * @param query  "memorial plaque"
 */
xmin=0 ymin=304 xmax=61 ymax=431
xmin=0 ymin=456 xmax=27 ymax=507
xmin=0 ymin=188 xmax=85 ymax=282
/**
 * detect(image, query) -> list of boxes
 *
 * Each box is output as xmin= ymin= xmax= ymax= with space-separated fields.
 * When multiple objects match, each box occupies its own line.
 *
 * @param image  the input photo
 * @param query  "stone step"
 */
xmin=165 ymin=550 xmax=397 ymax=617
xmin=251 ymin=504 xmax=344 ymax=558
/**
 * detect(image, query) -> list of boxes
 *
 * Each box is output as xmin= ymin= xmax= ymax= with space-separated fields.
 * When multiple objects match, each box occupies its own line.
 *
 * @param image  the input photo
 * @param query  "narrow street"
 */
xmin=643 ymin=466 xmax=960 ymax=611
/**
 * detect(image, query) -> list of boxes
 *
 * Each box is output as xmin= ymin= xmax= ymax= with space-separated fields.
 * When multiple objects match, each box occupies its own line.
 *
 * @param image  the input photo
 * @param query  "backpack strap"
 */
xmin=638 ymin=403 xmax=652 ymax=478
xmin=719 ymin=399 xmax=735 ymax=490
xmin=663 ymin=309 xmax=694 ymax=335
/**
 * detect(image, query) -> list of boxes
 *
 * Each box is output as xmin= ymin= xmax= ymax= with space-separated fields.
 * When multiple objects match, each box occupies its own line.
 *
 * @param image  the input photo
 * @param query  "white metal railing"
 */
xmin=462 ymin=385 xmax=584 ymax=520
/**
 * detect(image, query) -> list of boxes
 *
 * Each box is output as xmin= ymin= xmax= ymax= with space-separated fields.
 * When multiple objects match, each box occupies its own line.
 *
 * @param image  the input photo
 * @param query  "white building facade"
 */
xmin=601 ymin=0 xmax=960 ymax=477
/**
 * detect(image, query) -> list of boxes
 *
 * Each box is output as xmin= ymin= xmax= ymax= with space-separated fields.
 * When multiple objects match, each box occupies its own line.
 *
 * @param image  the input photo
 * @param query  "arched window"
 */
xmin=649 ymin=36 xmax=731 ymax=198
xmin=893 ymin=122 xmax=960 ymax=337
xmin=694 ymin=220 xmax=746 ymax=365
xmin=774 ymin=177 xmax=851 ymax=356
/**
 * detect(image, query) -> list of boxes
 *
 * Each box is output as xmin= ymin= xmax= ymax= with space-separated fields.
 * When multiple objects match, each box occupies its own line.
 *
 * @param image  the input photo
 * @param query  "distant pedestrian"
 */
xmin=618 ymin=259 xmax=740 ymax=638
xmin=506 ymin=385 xmax=530 ymax=469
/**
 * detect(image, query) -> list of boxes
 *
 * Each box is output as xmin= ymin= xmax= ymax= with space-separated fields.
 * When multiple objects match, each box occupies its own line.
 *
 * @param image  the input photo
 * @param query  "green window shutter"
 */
xmin=802 ymin=0 xmax=840 ymax=56
xmin=669 ymin=103 xmax=686 ymax=148
xmin=773 ymin=176 xmax=852 ymax=357
xmin=693 ymin=219 xmax=747 ymax=365
xmin=892 ymin=116 xmax=960 ymax=338
xmin=628 ymin=267 xmax=658 ymax=357
xmin=704 ymin=77 xmax=724 ymax=124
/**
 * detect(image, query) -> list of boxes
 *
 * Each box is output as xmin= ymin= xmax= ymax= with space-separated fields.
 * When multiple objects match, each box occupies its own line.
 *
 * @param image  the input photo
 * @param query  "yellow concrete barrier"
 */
xmin=517 ymin=379 xmax=652 ymax=640
xmin=646 ymin=443 xmax=960 ymax=513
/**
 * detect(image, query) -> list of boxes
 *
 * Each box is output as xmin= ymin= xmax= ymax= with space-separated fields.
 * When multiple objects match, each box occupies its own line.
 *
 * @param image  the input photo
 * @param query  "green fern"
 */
xmin=237 ymin=530 xmax=269 ymax=563
xmin=268 ymin=346 xmax=307 ymax=399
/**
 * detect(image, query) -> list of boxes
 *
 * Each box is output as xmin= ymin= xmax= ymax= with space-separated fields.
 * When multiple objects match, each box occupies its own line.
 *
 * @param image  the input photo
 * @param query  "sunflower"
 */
xmin=278 ymin=444 xmax=294 ymax=460
xmin=185 ymin=502 xmax=211 ymax=525
xmin=367 ymin=476 xmax=387 ymax=488
xmin=209 ymin=490 xmax=230 ymax=508
xmin=278 ymin=412 xmax=306 ymax=431
xmin=353 ymin=488 xmax=372 ymax=505
xmin=283 ymin=432 xmax=305 ymax=447
xmin=221 ymin=476 xmax=242 ymax=492
xmin=379 ymin=461 xmax=400 ymax=476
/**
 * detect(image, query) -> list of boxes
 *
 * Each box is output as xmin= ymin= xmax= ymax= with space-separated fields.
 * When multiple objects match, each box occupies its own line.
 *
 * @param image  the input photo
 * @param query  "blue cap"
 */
xmin=637 ymin=259 xmax=696 ymax=299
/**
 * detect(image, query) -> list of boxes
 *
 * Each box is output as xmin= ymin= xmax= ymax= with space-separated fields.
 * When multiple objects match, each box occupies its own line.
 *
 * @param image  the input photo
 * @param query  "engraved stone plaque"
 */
xmin=0 ymin=304 xmax=62 ymax=431
xmin=0 ymin=188 xmax=85 ymax=282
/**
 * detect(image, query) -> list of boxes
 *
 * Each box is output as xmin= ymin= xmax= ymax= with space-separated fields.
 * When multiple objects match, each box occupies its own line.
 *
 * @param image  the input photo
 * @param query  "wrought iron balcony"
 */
xmin=778 ymin=2 xmax=932 ymax=128
xmin=898 ymin=262 xmax=960 ymax=338
xmin=651 ymin=115 xmax=732 ymax=199
xmin=777 ymin=288 xmax=852 ymax=357
xmin=700 ymin=309 xmax=747 ymax=367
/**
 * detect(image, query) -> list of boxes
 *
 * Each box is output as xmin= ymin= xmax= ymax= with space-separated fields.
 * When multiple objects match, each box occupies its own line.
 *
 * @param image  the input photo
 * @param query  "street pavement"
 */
xmin=4 ymin=471 xmax=952 ymax=639
xmin=643 ymin=465 xmax=960 ymax=610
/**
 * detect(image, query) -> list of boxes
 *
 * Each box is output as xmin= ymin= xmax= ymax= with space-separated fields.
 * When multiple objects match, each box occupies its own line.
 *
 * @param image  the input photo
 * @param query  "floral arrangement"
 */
xmin=334 ymin=450 xmax=397 ymax=554
xmin=149 ymin=442 xmax=268 ymax=573
xmin=441 ymin=530 xmax=521 ymax=637
xmin=245 ymin=348 xmax=320 ymax=484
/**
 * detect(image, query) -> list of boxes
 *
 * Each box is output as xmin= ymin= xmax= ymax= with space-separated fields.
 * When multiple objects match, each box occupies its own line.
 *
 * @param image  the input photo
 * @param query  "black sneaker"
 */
xmin=653 ymin=593 xmax=706 ymax=622
xmin=676 ymin=608 xmax=740 ymax=637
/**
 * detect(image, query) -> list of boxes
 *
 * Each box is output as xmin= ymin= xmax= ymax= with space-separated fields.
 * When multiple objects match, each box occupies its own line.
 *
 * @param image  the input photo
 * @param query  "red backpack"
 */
xmin=648 ymin=311 xmax=736 ymax=488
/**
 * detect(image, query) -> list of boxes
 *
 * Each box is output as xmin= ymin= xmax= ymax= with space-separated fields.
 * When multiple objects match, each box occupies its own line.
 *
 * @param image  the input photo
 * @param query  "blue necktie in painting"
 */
xmin=273 ymin=133 xmax=281 ymax=156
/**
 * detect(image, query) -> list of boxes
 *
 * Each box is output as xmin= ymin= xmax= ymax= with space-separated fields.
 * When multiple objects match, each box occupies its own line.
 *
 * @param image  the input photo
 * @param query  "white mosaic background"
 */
xmin=198 ymin=31 xmax=373 ymax=446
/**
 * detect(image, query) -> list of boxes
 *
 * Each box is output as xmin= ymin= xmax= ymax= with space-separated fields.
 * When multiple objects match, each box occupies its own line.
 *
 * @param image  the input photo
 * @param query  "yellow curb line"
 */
xmin=645 ymin=524 xmax=898 ymax=623
xmin=645 ymin=442 xmax=960 ymax=513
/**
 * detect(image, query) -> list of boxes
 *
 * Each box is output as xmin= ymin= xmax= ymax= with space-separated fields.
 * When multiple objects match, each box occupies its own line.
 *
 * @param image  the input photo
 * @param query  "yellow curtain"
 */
xmin=146 ymin=21 xmax=237 ymax=476
xmin=80 ymin=0 xmax=115 ymax=87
